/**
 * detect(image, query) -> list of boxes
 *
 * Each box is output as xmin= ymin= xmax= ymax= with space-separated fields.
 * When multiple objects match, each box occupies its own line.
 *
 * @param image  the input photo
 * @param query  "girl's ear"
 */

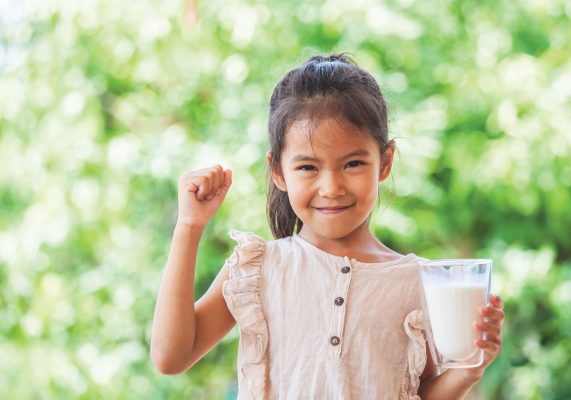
xmin=379 ymin=140 xmax=395 ymax=182
xmin=266 ymin=151 xmax=287 ymax=192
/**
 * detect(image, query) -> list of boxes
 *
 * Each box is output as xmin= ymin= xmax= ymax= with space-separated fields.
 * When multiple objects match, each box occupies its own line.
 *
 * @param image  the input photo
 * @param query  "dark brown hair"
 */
xmin=267 ymin=53 xmax=390 ymax=239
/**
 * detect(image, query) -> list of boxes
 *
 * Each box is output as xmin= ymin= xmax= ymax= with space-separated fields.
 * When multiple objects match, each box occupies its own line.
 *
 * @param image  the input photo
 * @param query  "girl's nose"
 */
xmin=318 ymin=171 xmax=346 ymax=198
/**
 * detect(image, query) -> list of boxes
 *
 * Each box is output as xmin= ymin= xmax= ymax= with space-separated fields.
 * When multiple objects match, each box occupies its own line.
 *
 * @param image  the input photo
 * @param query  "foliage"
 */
xmin=1 ymin=0 xmax=570 ymax=398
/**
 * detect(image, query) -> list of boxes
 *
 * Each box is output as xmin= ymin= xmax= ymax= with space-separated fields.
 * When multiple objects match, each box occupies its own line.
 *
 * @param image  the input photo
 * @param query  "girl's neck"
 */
xmin=298 ymin=222 xmax=403 ymax=263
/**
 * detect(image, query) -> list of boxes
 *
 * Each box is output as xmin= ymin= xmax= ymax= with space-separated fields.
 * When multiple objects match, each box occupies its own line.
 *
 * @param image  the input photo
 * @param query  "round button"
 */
xmin=341 ymin=266 xmax=351 ymax=273
xmin=330 ymin=336 xmax=340 ymax=346
xmin=334 ymin=297 xmax=344 ymax=306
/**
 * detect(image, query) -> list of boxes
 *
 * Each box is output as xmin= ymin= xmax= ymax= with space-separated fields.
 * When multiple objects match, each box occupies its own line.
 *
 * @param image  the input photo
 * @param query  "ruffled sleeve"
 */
xmin=222 ymin=230 xmax=268 ymax=400
xmin=400 ymin=309 xmax=428 ymax=400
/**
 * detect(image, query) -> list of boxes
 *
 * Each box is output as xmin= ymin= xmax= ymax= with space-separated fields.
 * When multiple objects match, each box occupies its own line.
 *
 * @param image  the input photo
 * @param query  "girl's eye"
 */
xmin=346 ymin=160 xmax=365 ymax=168
xmin=298 ymin=165 xmax=317 ymax=171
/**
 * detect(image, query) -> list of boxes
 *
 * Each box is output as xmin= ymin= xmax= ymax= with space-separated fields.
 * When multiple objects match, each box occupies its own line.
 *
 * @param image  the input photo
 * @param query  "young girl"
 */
xmin=151 ymin=54 xmax=505 ymax=399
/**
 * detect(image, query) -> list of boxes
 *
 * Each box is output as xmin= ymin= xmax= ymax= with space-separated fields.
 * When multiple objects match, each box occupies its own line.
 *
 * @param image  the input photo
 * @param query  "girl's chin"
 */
xmin=302 ymin=224 xmax=369 ymax=241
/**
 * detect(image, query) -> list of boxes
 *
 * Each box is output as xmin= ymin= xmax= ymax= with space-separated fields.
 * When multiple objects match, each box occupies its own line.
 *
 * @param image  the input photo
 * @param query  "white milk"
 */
xmin=423 ymin=283 xmax=487 ymax=360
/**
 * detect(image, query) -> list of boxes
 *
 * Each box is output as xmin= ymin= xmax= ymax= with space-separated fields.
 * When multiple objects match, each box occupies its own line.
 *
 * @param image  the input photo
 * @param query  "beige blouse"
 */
xmin=222 ymin=230 xmax=428 ymax=400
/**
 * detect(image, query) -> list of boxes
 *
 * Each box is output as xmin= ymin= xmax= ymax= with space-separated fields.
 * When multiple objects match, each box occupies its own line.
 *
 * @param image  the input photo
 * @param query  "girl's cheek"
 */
xmin=364 ymin=185 xmax=379 ymax=203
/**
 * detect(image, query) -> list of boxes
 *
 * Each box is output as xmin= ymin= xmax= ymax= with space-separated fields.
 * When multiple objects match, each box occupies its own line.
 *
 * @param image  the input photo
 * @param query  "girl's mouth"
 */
xmin=314 ymin=204 xmax=353 ymax=214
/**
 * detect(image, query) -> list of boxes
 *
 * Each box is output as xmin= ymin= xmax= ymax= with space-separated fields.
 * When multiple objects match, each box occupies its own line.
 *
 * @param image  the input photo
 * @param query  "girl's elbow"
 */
xmin=150 ymin=348 xmax=190 ymax=375
xmin=153 ymin=360 xmax=185 ymax=375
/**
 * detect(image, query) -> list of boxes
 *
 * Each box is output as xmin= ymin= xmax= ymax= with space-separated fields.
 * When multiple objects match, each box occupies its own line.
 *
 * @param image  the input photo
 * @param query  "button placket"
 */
xmin=328 ymin=256 xmax=353 ymax=360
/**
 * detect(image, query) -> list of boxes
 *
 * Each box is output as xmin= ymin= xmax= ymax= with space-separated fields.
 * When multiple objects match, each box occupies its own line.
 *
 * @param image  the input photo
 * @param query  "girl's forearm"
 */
xmin=150 ymin=224 xmax=204 ymax=374
xmin=418 ymin=368 xmax=483 ymax=400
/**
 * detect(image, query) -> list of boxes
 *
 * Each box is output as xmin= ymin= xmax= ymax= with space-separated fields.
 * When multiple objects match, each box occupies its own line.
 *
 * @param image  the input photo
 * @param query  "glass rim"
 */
xmin=419 ymin=258 xmax=492 ymax=267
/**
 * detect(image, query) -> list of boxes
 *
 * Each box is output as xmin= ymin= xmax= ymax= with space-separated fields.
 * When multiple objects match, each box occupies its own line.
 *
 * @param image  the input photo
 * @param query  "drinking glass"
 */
xmin=419 ymin=259 xmax=492 ymax=369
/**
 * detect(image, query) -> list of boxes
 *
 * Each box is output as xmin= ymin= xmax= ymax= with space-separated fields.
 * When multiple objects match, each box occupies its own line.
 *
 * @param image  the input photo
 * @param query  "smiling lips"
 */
xmin=314 ymin=204 xmax=354 ymax=214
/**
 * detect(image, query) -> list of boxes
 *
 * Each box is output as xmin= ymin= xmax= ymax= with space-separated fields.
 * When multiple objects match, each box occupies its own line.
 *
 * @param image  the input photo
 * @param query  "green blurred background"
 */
xmin=1 ymin=0 xmax=570 ymax=398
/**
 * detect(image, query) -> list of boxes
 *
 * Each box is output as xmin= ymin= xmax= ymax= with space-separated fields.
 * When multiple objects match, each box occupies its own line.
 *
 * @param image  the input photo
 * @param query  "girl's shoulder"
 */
xmin=227 ymin=229 xmax=267 ymax=248
xmin=223 ymin=230 xmax=267 ymax=275
xmin=223 ymin=230 xmax=303 ymax=276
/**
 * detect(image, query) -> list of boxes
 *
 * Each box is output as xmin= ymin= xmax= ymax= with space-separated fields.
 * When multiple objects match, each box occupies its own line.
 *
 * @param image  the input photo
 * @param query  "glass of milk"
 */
xmin=419 ymin=259 xmax=492 ymax=369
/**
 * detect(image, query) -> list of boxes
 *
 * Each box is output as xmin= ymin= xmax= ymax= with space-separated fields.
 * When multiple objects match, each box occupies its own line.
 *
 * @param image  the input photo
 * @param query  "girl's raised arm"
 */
xmin=150 ymin=165 xmax=235 ymax=374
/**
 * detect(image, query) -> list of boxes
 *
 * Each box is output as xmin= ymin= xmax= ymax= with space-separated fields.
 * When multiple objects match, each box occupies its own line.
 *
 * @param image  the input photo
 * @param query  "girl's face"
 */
xmin=268 ymin=117 xmax=394 ymax=242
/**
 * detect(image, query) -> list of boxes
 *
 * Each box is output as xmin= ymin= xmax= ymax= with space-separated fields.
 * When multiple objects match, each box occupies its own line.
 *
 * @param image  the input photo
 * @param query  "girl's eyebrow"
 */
xmin=290 ymin=149 xmax=370 ymax=163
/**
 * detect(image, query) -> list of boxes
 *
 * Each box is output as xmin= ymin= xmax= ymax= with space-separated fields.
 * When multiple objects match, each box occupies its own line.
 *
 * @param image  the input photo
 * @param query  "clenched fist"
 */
xmin=176 ymin=165 xmax=232 ymax=229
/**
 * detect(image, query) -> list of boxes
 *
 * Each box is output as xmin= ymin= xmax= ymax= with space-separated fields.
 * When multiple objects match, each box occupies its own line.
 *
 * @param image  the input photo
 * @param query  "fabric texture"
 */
xmin=222 ymin=230 xmax=428 ymax=400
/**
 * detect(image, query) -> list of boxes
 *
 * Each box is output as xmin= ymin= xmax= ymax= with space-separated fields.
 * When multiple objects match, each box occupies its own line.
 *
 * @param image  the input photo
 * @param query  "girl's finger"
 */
xmin=480 ymin=329 xmax=502 ymax=346
xmin=195 ymin=177 xmax=210 ymax=200
xmin=202 ymin=175 xmax=216 ymax=201
xmin=204 ymin=167 xmax=227 ymax=200
xmin=474 ymin=321 xmax=501 ymax=337
xmin=212 ymin=165 xmax=224 ymax=189
xmin=211 ymin=170 xmax=232 ymax=200
xmin=223 ymin=169 xmax=232 ymax=189
xmin=187 ymin=182 xmax=199 ymax=193
xmin=185 ymin=175 xmax=208 ymax=197
xmin=487 ymin=334 xmax=502 ymax=346
xmin=216 ymin=169 xmax=232 ymax=196
xmin=480 ymin=306 xmax=505 ymax=324
xmin=476 ymin=338 xmax=501 ymax=354
xmin=489 ymin=294 xmax=504 ymax=308
xmin=206 ymin=165 xmax=225 ymax=200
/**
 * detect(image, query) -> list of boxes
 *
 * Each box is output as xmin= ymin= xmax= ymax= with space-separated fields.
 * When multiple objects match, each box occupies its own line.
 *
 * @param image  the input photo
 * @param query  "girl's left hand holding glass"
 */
xmin=471 ymin=294 xmax=505 ymax=374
